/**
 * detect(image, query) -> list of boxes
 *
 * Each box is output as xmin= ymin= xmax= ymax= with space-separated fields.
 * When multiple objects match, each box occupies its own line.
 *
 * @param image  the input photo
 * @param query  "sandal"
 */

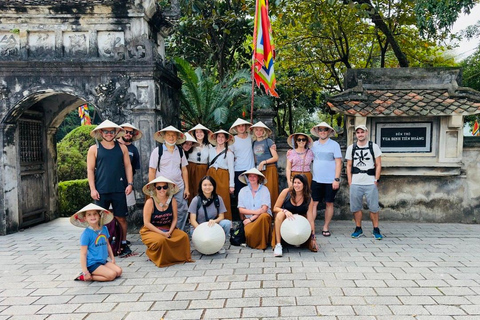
xmin=309 ymin=234 xmax=318 ymax=252
xmin=74 ymin=272 xmax=85 ymax=281
xmin=322 ymin=230 xmax=331 ymax=237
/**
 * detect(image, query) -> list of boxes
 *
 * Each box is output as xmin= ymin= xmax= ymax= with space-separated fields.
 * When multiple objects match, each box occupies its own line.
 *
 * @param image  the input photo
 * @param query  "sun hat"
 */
xmin=280 ymin=214 xmax=311 ymax=246
xmin=208 ymin=129 xmax=235 ymax=146
xmin=191 ymin=222 xmax=226 ymax=255
xmin=355 ymin=125 xmax=368 ymax=131
xmin=142 ymin=176 xmax=179 ymax=201
xmin=184 ymin=132 xmax=197 ymax=143
xmin=187 ymin=124 xmax=213 ymax=139
xmin=120 ymin=123 xmax=143 ymax=141
xmin=250 ymin=121 xmax=273 ymax=137
xmin=90 ymin=120 xmax=125 ymax=140
xmin=287 ymin=133 xmax=313 ymax=149
xmin=153 ymin=125 xmax=186 ymax=144
xmin=70 ymin=203 xmax=114 ymax=228
xmin=229 ymin=118 xmax=252 ymax=134
xmin=310 ymin=122 xmax=336 ymax=137
xmin=238 ymin=168 xmax=267 ymax=185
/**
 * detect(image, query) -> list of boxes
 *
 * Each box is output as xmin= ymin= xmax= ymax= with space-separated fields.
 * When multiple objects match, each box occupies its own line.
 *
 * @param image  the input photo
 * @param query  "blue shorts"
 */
xmin=87 ymin=262 xmax=105 ymax=273
xmin=311 ymin=181 xmax=338 ymax=203
xmin=350 ymin=184 xmax=380 ymax=213
xmin=96 ymin=192 xmax=128 ymax=217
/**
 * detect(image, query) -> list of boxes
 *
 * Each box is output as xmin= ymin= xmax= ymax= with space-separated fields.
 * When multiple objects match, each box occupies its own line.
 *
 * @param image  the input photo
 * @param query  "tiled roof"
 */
xmin=327 ymin=87 xmax=480 ymax=117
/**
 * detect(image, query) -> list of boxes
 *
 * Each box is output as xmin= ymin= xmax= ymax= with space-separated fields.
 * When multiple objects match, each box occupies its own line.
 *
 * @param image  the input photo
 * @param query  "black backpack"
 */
xmin=195 ymin=195 xmax=220 ymax=221
xmin=156 ymin=144 xmax=184 ymax=171
xmin=230 ymin=223 xmax=246 ymax=246
xmin=105 ymin=218 xmax=125 ymax=257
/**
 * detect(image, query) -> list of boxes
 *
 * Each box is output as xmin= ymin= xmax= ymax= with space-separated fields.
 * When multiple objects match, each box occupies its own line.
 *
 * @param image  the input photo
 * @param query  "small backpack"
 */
xmin=105 ymin=218 xmax=124 ymax=256
xmin=156 ymin=144 xmax=184 ymax=171
xmin=230 ymin=223 xmax=246 ymax=246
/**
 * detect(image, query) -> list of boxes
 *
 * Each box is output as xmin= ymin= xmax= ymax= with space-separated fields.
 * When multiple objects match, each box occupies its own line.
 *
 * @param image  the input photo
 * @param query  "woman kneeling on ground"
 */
xmin=140 ymin=176 xmax=193 ymax=267
xmin=272 ymin=174 xmax=318 ymax=257
xmin=238 ymin=168 xmax=272 ymax=250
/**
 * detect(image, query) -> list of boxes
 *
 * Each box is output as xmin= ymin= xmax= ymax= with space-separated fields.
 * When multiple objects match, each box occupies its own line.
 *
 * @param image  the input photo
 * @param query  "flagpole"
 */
xmin=251 ymin=0 xmax=260 ymax=124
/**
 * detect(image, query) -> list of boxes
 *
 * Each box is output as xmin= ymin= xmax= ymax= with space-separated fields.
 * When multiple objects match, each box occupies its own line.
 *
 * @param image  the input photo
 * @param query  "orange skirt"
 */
xmin=188 ymin=162 xmax=208 ymax=203
xmin=261 ymin=164 xmax=279 ymax=209
xmin=206 ymin=167 xmax=232 ymax=220
xmin=291 ymin=171 xmax=313 ymax=187
xmin=140 ymin=226 xmax=193 ymax=267
xmin=244 ymin=213 xmax=272 ymax=250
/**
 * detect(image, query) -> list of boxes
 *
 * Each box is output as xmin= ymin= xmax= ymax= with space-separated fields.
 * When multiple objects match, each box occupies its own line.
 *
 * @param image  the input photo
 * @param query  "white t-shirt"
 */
xmin=230 ymin=133 xmax=255 ymax=171
xmin=149 ymin=145 xmax=188 ymax=189
xmin=345 ymin=142 xmax=382 ymax=185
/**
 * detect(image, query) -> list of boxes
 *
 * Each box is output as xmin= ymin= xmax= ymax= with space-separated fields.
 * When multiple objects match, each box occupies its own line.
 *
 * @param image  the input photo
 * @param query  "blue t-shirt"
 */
xmin=80 ymin=226 xmax=110 ymax=267
xmin=311 ymin=139 xmax=342 ymax=183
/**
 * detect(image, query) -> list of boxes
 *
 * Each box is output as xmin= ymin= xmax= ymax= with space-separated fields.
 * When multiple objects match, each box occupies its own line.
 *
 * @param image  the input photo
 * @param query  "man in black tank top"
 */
xmin=87 ymin=120 xmax=134 ymax=257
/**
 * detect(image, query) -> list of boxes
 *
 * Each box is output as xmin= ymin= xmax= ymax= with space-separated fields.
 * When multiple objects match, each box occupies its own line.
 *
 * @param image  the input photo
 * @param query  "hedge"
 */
xmin=58 ymin=179 xmax=91 ymax=217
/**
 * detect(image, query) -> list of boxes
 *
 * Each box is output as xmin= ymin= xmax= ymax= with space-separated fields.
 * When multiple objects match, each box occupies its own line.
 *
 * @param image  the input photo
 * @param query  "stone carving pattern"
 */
xmin=63 ymin=32 xmax=88 ymax=57
xmin=28 ymin=32 xmax=55 ymax=58
xmin=94 ymin=75 xmax=139 ymax=124
xmin=0 ymin=33 xmax=19 ymax=57
xmin=98 ymin=31 xmax=125 ymax=60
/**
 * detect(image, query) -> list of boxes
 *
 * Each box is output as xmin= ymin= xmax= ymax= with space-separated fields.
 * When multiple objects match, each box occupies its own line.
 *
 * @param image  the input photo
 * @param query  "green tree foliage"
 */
xmin=57 ymin=125 xmax=96 ymax=182
xmin=174 ymin=57 xmax=271 ymax=130
xmin=167 ymin=0 xmax=254 ymax=80
xmin=460 ymin=46 xmax=480 ymax=132
xmin=58 ymin=179 xmax=90 ymax=216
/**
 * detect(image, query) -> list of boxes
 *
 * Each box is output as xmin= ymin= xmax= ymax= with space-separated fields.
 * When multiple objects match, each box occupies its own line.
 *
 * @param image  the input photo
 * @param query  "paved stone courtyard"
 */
xmin=1 ymin=218 xmax=480 ymax=319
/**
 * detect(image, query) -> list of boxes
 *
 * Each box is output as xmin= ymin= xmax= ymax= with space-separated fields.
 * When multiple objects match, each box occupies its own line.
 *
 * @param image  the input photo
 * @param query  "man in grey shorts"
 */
xmin=346 ymin=125 xmax=383 ymax=239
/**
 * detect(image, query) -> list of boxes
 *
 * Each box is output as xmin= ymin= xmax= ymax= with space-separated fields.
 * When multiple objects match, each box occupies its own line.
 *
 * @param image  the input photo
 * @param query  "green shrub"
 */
xmin=58 ymin=179 xmax=91 ymax=217
xmin=57 ymin=125 xmax=96 ymax=182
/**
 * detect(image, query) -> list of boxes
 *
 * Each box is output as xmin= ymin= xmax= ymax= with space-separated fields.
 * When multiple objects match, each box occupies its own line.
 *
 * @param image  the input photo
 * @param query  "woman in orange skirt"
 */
xmin=206 ymin=129 xmax=235 ymax=220
xmin=187 ymin=124 xmax=212 ymax=203
xmin=238 ymin=168 xmax=272 ymax=250
xmin=140 ymin=176 xmax=193 ymax=267
xmin=250 ymin=121 xmax=279 ymax=208
xmin=285 ymin=133 xmax=314 ymax=188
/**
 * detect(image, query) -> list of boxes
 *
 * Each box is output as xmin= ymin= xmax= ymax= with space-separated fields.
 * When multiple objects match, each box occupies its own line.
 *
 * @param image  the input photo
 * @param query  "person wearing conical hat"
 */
xmin=237 ymin=168 xmax=272 ymax=250
xmin=148 ymin=125 xmax=190 ymax=232
xmin=87 ymin=120 xmax=134 ymax=257
xmin=285 ymin=133 xmax=314 ymax=188
xmin=181 ymin=132 xmax=197 ymax=154
xmin=250 ymin=121 xmax=279 ymax=209
xmin=140 ymin=176 xmax=193 ymax=267
xmin=206 ymin=129 xmax=235 ymax=220
xmin=187 ymin=124 xmax=213 ymax=203
xmin=310 ymin=122 xmax=342 ymax=238
xmin=118 ymin=123 xmax=143 ymax=207
xmin=229 ymin=118 xmax=255 ymax=220
xmin=70 ymin=203 xmax=122 ymax=282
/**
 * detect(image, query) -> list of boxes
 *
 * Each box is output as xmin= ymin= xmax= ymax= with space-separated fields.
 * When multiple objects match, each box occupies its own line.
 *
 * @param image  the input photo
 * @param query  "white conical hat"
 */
xmin=188 ymin=124 xmax=213 ymax=136
xmin=90 ymin=120 xmax=125 ymax=140
xmin=250 ymin=121 xmax=273 ymax=137
xmin=208 ymin=129 xmax=235 ymax=146
xmin=310 ymin=122 xmax=336 ymax=137
xmin=69 ymin=203 xmax=114 ymax=228
xmin=229 ymin=118 xmax=252 ymax=134
xmin=287 ymin=133 xmax=313 ymax=149
xmin=191 ymin=222 xmax=225 ymax=255
xmin=142 ymin=176 xmax=179 ymax=198
xmin=280 ymin=214 xmax=311 ymax=246
xmin=120 ymin=123 xmax=143 ymax=141
xmin=153 ymin=125 xmax=186 ymax=144
xmin=184 ymin=132 xmax=197 ymax=143
xmin=238 ymin=168 xmax=267 ymax=185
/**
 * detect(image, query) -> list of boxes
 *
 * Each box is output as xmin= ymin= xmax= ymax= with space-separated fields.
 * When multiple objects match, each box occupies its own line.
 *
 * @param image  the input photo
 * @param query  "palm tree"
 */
xmin=174 ymin=57 xmax=271 ymax=130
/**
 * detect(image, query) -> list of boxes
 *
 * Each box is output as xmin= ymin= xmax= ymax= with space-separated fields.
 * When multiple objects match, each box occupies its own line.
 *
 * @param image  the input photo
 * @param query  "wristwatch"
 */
xmin=334 ymin=178 xmax=340 ymax=182
xmin=128 ymin=182 xmax=134 ymax=186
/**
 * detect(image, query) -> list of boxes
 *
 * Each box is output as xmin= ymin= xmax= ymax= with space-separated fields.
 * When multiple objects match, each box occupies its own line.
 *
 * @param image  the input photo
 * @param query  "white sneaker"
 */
xmin=273 ymin=244 xmax=283 ymax=257
xmin=218 ymin=247 xmax=226 ymax=254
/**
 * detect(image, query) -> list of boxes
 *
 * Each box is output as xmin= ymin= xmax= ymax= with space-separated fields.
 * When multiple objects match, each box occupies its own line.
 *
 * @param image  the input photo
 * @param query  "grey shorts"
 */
xmin=350 ymin=184 xmax=379 ymax=213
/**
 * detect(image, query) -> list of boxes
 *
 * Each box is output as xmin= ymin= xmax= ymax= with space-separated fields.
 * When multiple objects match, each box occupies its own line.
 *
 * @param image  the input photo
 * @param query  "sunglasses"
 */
xmin=317 ymin=128 xmax=330 ymax=132
xmin=296 ymin=138 xmax=307 ymax=142
xmin=102 ymin=129 xmax=116 ymax=135
xmin=124 ymin=130 xmax=134 ymax=135
xmin=155 ymin=185 xmax=169 ymax=190
xmin=197 ymin=152 xmax=201 ymax=162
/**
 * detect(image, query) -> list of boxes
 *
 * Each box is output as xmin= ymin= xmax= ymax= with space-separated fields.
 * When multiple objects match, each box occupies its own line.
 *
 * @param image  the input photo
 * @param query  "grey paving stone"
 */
xmin=262 ymin=296 xmax=296 ymax=307
xmin=113 ymin=301 xmax=153 ymax=312
xmin=242 ymin=306 xmax=279 ymax=318
xmin=83 ymin=312 xmax=128 ymax=319
xmin=188 ymin=298 xmax=225 ymax=309
xmin=124 ymin=311 xmax=166 ymax=320
xmin=0 ymin=304 xmax=44 ymax=315
xmin=203 ymin=307 xmax=241 ymax=319
xmin=74 ymin=302 xmax=116 ymax=313
xmin=163 ymin=309 xmax=204 ymax=319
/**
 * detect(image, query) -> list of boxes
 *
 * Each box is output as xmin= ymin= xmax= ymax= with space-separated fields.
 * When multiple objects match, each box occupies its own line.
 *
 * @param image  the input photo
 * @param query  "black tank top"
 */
xmin=151 ymin=201 xmax=173 ymax=227
xmin=282 ymin=192 xmax=310 ymax=215
xmin=95 ymin=141 xmax=127 ymax=193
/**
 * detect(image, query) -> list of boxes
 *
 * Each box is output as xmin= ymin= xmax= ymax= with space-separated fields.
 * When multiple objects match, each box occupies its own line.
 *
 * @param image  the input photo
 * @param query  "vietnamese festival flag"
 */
xmin=472 ymin=119 xmax=479 ymax=136
xmin=253 ymin=0 xmax=279 ymax=97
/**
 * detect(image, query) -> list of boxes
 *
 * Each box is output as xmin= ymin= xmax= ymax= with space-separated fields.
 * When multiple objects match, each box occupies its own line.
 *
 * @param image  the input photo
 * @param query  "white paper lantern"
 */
xmin=192 ymin=222 xmax=226 ymax=255
xmin=280 ymin=214 xmax=311 ymax=246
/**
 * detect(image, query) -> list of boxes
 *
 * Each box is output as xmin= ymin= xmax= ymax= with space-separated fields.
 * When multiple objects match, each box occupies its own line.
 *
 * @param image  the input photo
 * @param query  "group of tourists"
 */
xmin=71 ymin=117 xmax=383 ymax=282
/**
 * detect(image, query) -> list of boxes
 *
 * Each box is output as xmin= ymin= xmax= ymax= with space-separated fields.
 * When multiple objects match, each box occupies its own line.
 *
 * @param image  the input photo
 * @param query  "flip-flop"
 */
xmin=322 ymin=230 xmax=331 ymax=237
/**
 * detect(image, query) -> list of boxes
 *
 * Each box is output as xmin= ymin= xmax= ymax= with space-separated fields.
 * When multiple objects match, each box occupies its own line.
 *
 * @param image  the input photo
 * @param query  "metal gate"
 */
xmin=18 ymin=113 xmax=47 ymax=228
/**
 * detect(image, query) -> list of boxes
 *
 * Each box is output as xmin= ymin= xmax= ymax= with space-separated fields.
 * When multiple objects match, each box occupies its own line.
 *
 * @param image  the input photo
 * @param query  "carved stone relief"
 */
xmin=97 ymin=31 xmax=125 ymax=60
xmin=28 ymin=32 xmax=55 ymax=58
xmin=63 ymin=32 xmax=89 ymax=57
xmin=0 ymin=33 xmax=20 ymax=58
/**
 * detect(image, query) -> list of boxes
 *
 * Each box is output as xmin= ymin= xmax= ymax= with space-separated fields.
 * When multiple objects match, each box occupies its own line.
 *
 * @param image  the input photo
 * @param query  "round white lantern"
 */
xmin=192 ymin=222 xmax=226 ymax=255
xmin=280 ymin=214 xmax=311 ymax=246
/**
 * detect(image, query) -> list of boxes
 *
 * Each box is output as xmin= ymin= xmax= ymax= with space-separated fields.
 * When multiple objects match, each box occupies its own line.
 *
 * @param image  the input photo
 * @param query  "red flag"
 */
xmin=472 ymin=119 xmax=479 ymax=136
xmin=253 ymin=0 xmax=278 ymax=97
